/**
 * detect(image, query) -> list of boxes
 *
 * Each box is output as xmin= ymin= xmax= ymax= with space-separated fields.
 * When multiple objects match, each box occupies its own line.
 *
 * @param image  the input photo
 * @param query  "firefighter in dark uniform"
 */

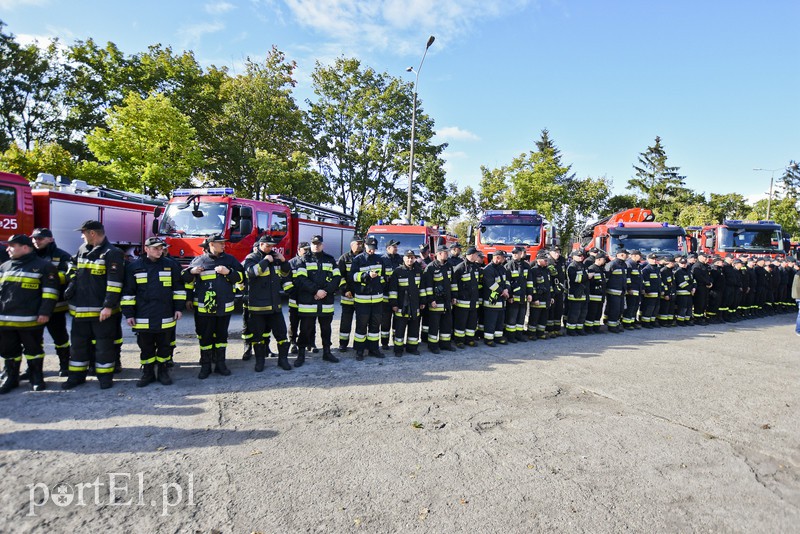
xmin=242 ymin=235 xmax=293 ymax=372
xmin=768 ymin=260 xmax=781 ymax=314
xmin=422 ymin=246 xmax=456 ymax=353
xmin=447 ymin=243 xmax=464 ymax=268
xmin=744 ymin=257 xmax=758 ymax=317
xmin=673 ymin=256 xmax=694 ymax=325
xmin=503 ymin=245 xmax=530 ymax=342
xmin=380 ymin=239 xmax=403 ymax=350
xmin=337 ymin=236 xmax=364 ymax=352
xmin=0 ymin=234 xmax=59 ymax=393
xmin=526 ymin=250 xmax=552 ymax=340
xmin=285 ymin=241 xmax=310 ymax=354
xmin=30 ymin=228 xmax=72 ymax=376
xmin=452 ymin=246 xmax=481 ymax=348
xmin=707 ymin=256 xmax=726 ymax=322
xmin=566 ymin=249 xmax=589 ymax=335
xmin=388 ymin=249 xmax=425 ymax=355
xmin=350 ymin=237 xmax=387 ymax=360
xmin=585 ymin=251 xmax=607 ymax=333
xmin=182 ymin=234 xmax=244 ymax=379
xmin=547 ymin=247 xmax=567 ymax=337
xmin=61 ymin=221 xmax=125 ymax=390
xmin=658 ymin=257 xmax=677 ymax=326
xmin=639 ymin=253 xmax=661 ymax=327
xmin=737 ymin=258 xmax=751 ymax=318
xmin=294 ymin=234 xmax=341 ymax=366
xmin=482 ymin=250 xmax=509 ymax=346
xmin=753 ymin=257 xmax=768 ymax=316
xmin=721 ymin=256 xmax=738 ymax=321
xmin=623 ymin=250 xmax=643 ymax=329
xmin=691 ymin=252 xmax=713 ymax=325
xmin=417 ymin=243 xmax=433 ymax=342
xmin=475 ymin=250 xmax=486 ymax=340
xmin=604 ymin=248 xmax=628 ymax=333
xmin=121 ymin=237 xmax=184 ymax=387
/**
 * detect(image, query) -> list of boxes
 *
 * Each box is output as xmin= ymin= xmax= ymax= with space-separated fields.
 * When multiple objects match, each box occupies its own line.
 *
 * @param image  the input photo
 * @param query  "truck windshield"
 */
xmin=158 ymin=202 xmax=227 ymax=236
xmin=609 ymin=235 xmax=683 ymax=256
xmin=480 ymin=224 xmax=541 ymax=246
xmin=367 ymin=232 xmax=426 ymax=251
xmin=719 ymin=227 xmax=783 ymax=253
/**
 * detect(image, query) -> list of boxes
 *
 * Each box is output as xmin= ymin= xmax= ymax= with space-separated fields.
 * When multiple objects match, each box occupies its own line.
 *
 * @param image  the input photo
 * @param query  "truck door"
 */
xmin=270 ymin=210 xmax=289 ymax=256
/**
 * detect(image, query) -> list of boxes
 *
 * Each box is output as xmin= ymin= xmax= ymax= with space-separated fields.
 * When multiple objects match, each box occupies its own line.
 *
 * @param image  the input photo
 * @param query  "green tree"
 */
xmin=600 ymin=194 xmax=639 ymax=216
xmin=778 ymin=161 xmax=800 ymax=199
xmin=746 ymin=196 xmax=800 ymax=239
xmin=708 ymin=192 xmax=749 ymax=223
xmin=677 ymin=203 xmax=715 ymax=227
xmin=86 ymin=92 xmax=202 ymax=196
xmin=478 ymin=165 xmax=506 ymax=211
xmin=0 ymin=141 xmax=116 ymax=187
xmin=251 ymin=150 xmax=329 ymax=204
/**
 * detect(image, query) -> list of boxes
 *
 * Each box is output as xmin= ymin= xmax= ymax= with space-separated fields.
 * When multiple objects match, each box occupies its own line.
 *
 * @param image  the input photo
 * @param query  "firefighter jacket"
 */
xmin=605 ymin=258 xmax=628 ymax=297
xmin=567 ymin=260 xmax=589 ymax=301
xmin=337 ymin=250 xmax=358 ymax=305
xmin=505 ymin=257 xmax=530 ymax=303
xmin=182 ymin=252 xmax=243 ymax=316
xmin=625 ymin=258 xmax=643 ymax=296
xmin=660 ymin=265 xmax=676 ymax=299
xmin=528 ymin=263 xmax=552 ymax=308
xmin=389 ymin=262 xmax=424 ymax=319
xmin=482 ymin=262 xmax=509 ymax=309
xmin=747 ymin=266 xmax=757 ymax=294
xmin=674 ymin=266 xmax=693 ymax=296
xmin=722 ymin=263 xmax=739 ymax=291
xmin=691 ymin=261 xmax=712 ymax=289
xmin=641 ymin=262 xmax=662 ymax=298
xmin=294 ymin=251 xmax=340 ymax=316
xmin=242 ymin=249 xmax=290 ymax=314
xmin=710 ymin=264 xmax=726 ymax=292
xmin=547 ymin=256 xmax=566 ymax=295
xmin=423 ymin=259 xmax=454 ymax=312
xmin=587 ymin=263 xmax=606 ymax=303
xmin=754 ymin=265 xmax=767 ymax=291
xmin=282 ymin=254 xmax=306 ymax=310
xmin=35 ymin=241 xmax=70 ymax=313
xmin=739 ymin=266 xmax=751 ymax=294
xmin=121 ymin=255 xmax=184 ymax=331
xmin=381 ymin=252 xmax=403 ymax=303
xmin=769 ymin=266 xmax=782 ymax=296
xmin=0 ymin=251 xmax=59 ymax=329
xmin=452 ymin=259 xmax=481 ymax=309
xmin=66 ymin=237 xmax=125 ymax=320
xmin=350 ymin=251 xmax=386 ymax=304
xmin=447 ymin=255 xmax=464 ymax=269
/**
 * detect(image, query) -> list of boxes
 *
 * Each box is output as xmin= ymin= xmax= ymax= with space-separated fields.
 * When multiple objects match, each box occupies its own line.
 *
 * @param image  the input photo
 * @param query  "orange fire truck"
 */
xmin=577 ymin=208 xmax=688 ymax=258
xmin=0 ymin=171 xmax=163 ymax=254
xmin=153 ymin=188 xmax=355 ymax=264
xmin=474 ymin=209 xmax=556 ymax=262
xmin=688 ymin=220 xmax=786 ymax=260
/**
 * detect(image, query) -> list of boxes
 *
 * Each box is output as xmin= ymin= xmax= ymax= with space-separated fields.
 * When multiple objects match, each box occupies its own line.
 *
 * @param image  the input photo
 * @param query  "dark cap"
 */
xmin=387 ymin=239 xmax=401 ymax=247
xmin=629 ymin=250 xmax=642 ymax=256
xmin=536 ymin=250 xmax=549 ymax=260
xmin=673 ymin=255 xmax=684 ymax=262
xmin=311 ymin=235 xmax=323 ymax=244
xmin=365 ymin=237 xmax=378 ymax=249
xmin=595 ymin=251 xmax=607 ymax=259
xmin=31 ymin=228 xmax=53 ymax=239
xmin=144 ymin=237 xmax=167 ymax=247
xmin=733 ymin=259 xmax=743 ymax=265
xmin=2 ymin=234 xmax=34 ymax=247
xmin=436 ymin=245 xmax=450 ymax=253
xmin=571 ymin=249 xmax=585 ymax=257
xmin=351 ymin=235 xmax=364 ymax=243
xmin=512 ymin=245 xmax=526 ymax=254
xmin=492 ymin=250 xmax=507 ymax=258
xmin=465 ymin=246 xmax=478 ymax=256
xmin=76 ymin=220 xmax=104 ymax=232
xmin=451 ymin=242 xmax=462 ymax=249
xmin=206 ymin=234 xmax=227 ymax=243
xmin=549 ymin=246 xmax=561 ymax=252
xmin=403 ymin=249 xmax=417 ymax=258
xmin=677 ymin=257 xmax=688 ymax=264
xmin=258 ymin=234 xmax=280 ymax=245
xmin=418 ymin=243 xmax=430 ymax=253
xmin=298 ymin=241 xmax=311 ymax=250
xmin=616 ymin=248 xmax=629 ymax=255
xmin=647 ymin=253 xmax=658 ymax=260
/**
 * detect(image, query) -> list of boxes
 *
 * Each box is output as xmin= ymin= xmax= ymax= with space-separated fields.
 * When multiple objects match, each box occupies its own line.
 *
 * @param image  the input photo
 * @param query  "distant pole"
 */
xmin=754 ymin=167 xmax=784 ymax=220
xmin=406 ymin=35 xmax=435 ymax=224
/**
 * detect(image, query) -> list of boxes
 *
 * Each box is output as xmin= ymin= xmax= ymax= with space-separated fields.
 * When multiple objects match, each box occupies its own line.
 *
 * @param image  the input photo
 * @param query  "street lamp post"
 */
xmin=406 ymin=35 xmax=435 ymax=224
xmin=754 ymin=162 xmax=799 ymax=220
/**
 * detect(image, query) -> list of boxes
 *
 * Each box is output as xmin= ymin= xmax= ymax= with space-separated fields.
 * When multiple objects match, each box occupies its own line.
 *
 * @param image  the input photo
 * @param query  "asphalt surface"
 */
xmin=1 ymin=309 xmax=799 ymax=533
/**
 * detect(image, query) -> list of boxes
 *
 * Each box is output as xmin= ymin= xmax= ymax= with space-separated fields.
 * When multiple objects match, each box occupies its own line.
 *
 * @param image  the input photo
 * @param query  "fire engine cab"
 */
xmin=366 ymin=222 xmax=457 ymax=253
xmin=154 ymin=188 xmax=355 ymax=264
xmin=577 ymin=208 xmax=687 ymax=259
xmin=690 ymin=220 xmax=786 ymax=260
xmin=475 ymin=210 xmax=555 ymax=262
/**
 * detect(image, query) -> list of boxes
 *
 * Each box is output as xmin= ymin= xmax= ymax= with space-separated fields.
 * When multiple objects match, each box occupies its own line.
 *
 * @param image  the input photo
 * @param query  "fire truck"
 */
xmin=0 ymin=171 xmax=163 ymax=254
xmin=366 ymin=221 xmax=458 ymax=254
xmin=474 ymin=210 xmax=556 ymax=262
xmin=577 ymin=208 xmax=688 ymax=259
xmin=689 ymin=220 xmax=786 ymax=260
xmin=153 ymin=188 xmax=355 ymax=264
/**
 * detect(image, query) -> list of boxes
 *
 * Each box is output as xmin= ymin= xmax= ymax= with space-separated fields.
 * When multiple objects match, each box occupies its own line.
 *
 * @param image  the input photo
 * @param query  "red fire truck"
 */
xmin=366 ymin=222 xmax=458 ymax=254
xmin=689 ymin=220 xmax=786 ymax=260
xmin=577 ymin=208 xmax=688 ymax=258
xmin=153 ymin=188 xmax=355 ymax=264
xmin=474 ymin=209 xmax=556 ymax=262
xmin=1 ymin=171 xmax=163 ymax=254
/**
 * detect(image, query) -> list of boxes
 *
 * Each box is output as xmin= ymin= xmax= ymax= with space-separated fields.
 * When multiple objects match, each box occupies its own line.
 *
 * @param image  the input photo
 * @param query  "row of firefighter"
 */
xmin=1 ymin=223 xmax=798 ymax=394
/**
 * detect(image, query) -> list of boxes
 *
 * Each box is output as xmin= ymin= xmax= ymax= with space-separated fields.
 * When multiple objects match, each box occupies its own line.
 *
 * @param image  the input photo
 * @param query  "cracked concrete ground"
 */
xmin=1 ymin=310 xmax=798 ymax=533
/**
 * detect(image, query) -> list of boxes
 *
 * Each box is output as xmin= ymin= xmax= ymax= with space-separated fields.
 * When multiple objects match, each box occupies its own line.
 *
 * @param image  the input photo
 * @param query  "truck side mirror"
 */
xmin=152 ymin=220 xmax=159 ymax=234
xmin=239 ymin=218 xmax=253 ymax=236
xmin=153 ymin=206 xmax=163 ymax=218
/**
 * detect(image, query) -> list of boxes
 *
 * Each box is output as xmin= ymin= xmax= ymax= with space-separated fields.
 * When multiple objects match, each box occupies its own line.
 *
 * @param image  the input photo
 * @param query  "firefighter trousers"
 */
xmin=338 ymin=301 xmax=355 ymax=347
xmin=0 ymin=328 xmax=45 ymax=362
xmin=623 ymin=294 xmax=640 ymax=325
xmin=604 ymin=294 xmax=624 ymax=328
xmin=693 ymin=287 xmax=709 ymax=319
xmin=505 ymin=301 xmax=527 ymax=338
xmin=249 ymin=312 xmax=288 ymax=349
xmin=354 ymin=303 xmax=382 ymax=352
xmin=483 ymin=305 xmax=505 ymax=341
xmin=639 ymin=296 xmax=659 ymax=324
xmin=380 ymin=301 xmax=394 ymax=346
xmin=527 ymin=303 xmax=549 ymax=336
xmin=194 ymin=314 xmax=232 ymax=351
xmin=299 ymin=314 xmax=333 ymax=349
xmin=566 ymin=297 xmax=588 ymax=331
xmin=135 ymin=330 xmax=173 ymax=365
xmin=548 ymin=293 xmax=564 ymax=332
xmin=393 ymin=312 xmax=420 ymax=350
xmin=71 ymin=317 xmax=118 ymax=374
xmin=426 ymin=308 xmax=453 ymax=347
xmin=453 ymin=305 xmax=478 ymax=344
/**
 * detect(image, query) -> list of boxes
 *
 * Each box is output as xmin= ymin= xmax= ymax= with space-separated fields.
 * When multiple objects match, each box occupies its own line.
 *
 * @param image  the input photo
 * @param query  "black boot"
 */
xmin=254 ymin=343 xmax=267 ymax=373
xmin=0 ymin=358 xmax=21 ymax=394
xmin=61 ymin=369 xmax=87 ymax=389
xmin=137 ymin=363 xmax=156 ymax=387
xmin=157 ymin=362 xmax=173 ymax=385
xmin=97 ymin=372 xmax=114 ymax=389
xmin=114 ymin=354 xmax=123 ymax=374
xmin=322 ymin=347 xmax=340 ymax=363
xmin=277 ymin=343 xmax=292 ymax=371
xmin=214 ymin=348 xmax=231 ymax=376
xmin=57 ymin=347 xmax=70 ymax=377
xmin=198 ymin=349 xmax=213 ymax=379
xmin=242 ymin=344 xmax=253 ymax=361
xmin=28 ymin=358 xmax=46 ymax=391
xmin=294 ymin=347 xmax=306 ymax=368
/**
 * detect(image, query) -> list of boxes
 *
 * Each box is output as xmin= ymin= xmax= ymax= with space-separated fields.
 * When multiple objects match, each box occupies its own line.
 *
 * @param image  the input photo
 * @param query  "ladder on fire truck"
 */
xmin=266 ymin=194 xmax=354 ymax=225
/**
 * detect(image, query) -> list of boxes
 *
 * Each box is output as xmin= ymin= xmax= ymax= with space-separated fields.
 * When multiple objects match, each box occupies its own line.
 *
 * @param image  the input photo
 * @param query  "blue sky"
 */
xmin=2 ymin=0 xmax=799 ymax=204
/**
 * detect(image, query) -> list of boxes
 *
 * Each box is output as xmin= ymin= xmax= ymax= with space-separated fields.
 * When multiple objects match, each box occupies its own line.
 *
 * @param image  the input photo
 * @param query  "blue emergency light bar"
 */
xmin=172 ymin=187 xmax=234 ymax=197
xmin=723 ymin=219 xmax=778 ymax=226
xmin=484 ymin=210 xmax=538 ymax=216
